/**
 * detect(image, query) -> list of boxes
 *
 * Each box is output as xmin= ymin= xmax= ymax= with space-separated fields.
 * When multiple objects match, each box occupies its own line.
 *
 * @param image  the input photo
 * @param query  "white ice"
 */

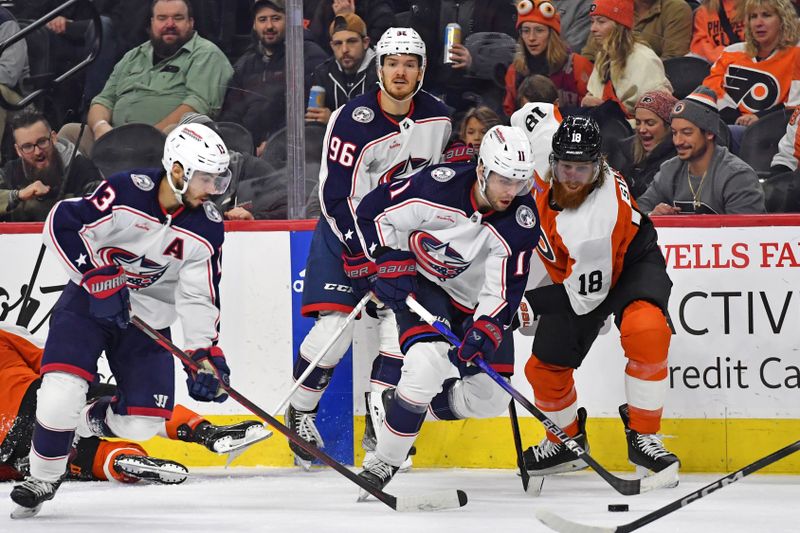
xmin=1 ymin=467 xmax=797 ymax=532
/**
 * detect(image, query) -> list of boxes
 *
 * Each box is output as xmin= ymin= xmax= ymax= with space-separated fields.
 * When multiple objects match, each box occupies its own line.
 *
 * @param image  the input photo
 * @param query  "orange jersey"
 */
xmin=773 ymin=107 xmax=800 ymax=171
xmin=704 ymin=43 xmax=800 ymax=114
xmin=690 ymin=1 xmax=745 ymax=63
xmin=0 ymin=325 xmax=44 ymax=446
xmin=534 ymin=167 xmax=642 ymax=315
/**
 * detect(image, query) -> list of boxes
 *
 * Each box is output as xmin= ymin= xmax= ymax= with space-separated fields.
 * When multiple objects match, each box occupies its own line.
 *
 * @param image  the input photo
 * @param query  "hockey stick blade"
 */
xmin=130 ymin=316 xmax=467 ymax=512
xmin=536 ymin=440 xmax=800 ymax=533
xmin=508 ymin=399 xmax=532 ymax=492
xmin=404 ymin=296 xmax=679 ymax=497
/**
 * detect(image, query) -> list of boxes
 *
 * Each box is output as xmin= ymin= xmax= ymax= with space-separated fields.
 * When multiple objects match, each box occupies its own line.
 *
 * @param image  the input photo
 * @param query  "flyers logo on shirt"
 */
xmin=724 ymin=66 xmax=780 ymax=112
xmin=537 ymin=232 xmax=556 ymax=263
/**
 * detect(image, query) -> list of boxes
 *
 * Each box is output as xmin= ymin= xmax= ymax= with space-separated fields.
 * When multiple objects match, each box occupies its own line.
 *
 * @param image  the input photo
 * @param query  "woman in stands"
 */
xmin=691 ymin=0 xmax=746 ymax=63
xmin=502 ymin=0 xmax=592 ymax=116
xmin=581 ymin=0 xmax=671 ymax=120
xmin=611 ymin=91 xmax=678 ymax=198
xmin=703 ymin=0 xmax=800 ymax=127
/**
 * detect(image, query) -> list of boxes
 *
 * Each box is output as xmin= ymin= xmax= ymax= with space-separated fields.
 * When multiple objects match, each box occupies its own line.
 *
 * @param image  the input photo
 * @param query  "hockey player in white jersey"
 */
xmin=284 ymin=27 xmax=451 ymax=469
xmin=353 ymin=126 xmax=540 ymax=491
xmin=10 ymin=124 xmax=242 ymax=518
xmin=510 ymin=101 xmax=563 ymax=181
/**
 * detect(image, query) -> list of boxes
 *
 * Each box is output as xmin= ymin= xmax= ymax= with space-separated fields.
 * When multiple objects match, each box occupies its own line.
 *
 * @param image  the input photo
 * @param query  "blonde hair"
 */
xmin=742 ymin=0 xmax=799 ymax=56
xmin=512 ymin=26 xmax=569 ymax=76
xmin=594 ymin=23 xmax=636 ymax=83
xmin=702 ymin=0 xmax=745 ymax=21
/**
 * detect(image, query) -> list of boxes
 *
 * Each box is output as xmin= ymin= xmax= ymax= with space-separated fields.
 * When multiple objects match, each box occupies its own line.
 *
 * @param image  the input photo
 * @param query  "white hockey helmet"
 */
xmin=375 ymin=27 xmax=427 ymax=100
xmin=478 ymin=125 xmax=536 ymax=196
xmin=162 ymin=123 xmax=232 ymax=199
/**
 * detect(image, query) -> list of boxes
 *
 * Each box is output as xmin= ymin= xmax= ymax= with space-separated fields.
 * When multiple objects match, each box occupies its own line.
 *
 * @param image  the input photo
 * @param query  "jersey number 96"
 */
xmin=328 ymin=136 xmax=357 ymax=167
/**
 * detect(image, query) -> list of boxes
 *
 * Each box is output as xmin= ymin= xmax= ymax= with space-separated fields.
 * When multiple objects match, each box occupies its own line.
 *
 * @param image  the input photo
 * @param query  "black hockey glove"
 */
xmin=184 ymin=347 xmax=230 ymax=403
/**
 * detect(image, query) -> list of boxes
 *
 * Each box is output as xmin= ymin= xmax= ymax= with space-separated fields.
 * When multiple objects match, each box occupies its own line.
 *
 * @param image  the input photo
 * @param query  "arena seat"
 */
xmin=90 ymin=123 xmax=166 ymax=178
xmin=663 ymin=56 xmax=711 ymax=99
xmin=217 ymin=121 xmax=254 ymax=156
xmin=738 ymin=109 xmax=791 ymax=179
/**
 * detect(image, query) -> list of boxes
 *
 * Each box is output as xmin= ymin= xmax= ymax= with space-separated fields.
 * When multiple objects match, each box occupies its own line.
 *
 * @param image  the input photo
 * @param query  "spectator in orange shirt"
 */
xmin=690 ymin=0 xmax=746 ymax=63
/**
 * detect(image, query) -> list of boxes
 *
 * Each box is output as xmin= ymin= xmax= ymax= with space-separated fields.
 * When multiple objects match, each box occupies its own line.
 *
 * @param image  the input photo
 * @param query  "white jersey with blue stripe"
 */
xmin=356 ymin=162 xmax=540 ymax=326
xmin=43 ymin=169 xmax=224 ymax=350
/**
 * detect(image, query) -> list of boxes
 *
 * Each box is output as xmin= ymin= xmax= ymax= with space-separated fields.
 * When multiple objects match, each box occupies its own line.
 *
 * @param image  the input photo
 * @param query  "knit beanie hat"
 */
xmin=670 ymin=85 xmax=720 ymax=136
xmin=635 ymin=91 xmax=679 ymax=124
xmin=590 ymin=0 xmax=634 ymax=30
xmin=330 ymin=13 xmax=367 ymax=38
xmin=515 ymin=0 xmax=561 ymax=34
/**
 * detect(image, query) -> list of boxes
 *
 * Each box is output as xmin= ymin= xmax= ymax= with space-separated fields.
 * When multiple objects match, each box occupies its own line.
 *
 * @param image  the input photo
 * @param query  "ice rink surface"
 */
xmin=1 ymin=467 xmax=797 ymax=532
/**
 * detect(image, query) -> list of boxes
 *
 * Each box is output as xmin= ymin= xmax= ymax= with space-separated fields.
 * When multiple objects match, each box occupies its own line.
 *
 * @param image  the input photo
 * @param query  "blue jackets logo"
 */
xmin=409 ymin=231 xmax=470 ymax=281
xmin=98 ymin=247 xmax=168 ymax=289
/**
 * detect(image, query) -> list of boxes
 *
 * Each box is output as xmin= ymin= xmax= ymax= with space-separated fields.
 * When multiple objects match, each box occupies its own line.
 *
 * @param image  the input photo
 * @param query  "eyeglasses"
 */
xmin=519 ymin=26 xmax=549 ymax=37
xmin=17 ymin=135 xmax=53 ymax=154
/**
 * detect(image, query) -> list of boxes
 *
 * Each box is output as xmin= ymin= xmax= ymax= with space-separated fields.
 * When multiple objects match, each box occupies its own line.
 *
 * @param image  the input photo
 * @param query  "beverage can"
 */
xmin=443 ymin=23 xmax=462 ymax=64
xmin=308 ymin=85 xmax=326 ymax=108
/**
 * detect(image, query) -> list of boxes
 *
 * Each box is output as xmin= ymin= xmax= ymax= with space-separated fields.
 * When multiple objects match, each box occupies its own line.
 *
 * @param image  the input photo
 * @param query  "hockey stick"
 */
xmin=508 ymin=399 xmax=543 ymax=494
xmin=272 ymin=292 xmax=372 ymax=414
xmin=536 ymin=439 xmax=800 ymax=533
xmin=131 ymin=315 xmax=467 ymax=512
xmin=404 ymin=296 xmax=678 ymax=496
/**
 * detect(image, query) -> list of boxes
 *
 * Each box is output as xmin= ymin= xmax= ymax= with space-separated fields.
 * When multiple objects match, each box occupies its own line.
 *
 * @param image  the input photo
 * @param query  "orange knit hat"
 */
xmin=515 ymin=0 xmax=561 ymax=34
xmin=590 ymin=0 xmax=634 ymax=30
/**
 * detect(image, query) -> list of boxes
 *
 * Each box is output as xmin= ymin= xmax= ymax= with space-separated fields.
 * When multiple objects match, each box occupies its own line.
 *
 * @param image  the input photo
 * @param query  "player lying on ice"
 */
xmin=0 ymin=324 xmax=268 ymax=487
xmin=351 ymin=125 xmax=540 ymax=492
xmin=9 ymin=123 xmax=264 ymax=519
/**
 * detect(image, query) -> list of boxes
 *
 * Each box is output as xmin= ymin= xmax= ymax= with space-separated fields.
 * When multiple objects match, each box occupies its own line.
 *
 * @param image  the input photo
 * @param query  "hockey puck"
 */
xmin=608 ymin=504 xmax=629 ymax=512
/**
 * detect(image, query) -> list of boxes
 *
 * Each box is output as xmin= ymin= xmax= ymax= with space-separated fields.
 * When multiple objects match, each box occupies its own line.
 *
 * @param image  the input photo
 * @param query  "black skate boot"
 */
xmin=10 ymin=476 xmax=62 ymax=519
xmin=362 ymin=389 xmax=415 ymax=472
xmin=619 ymin=404 xmax=680 ymax=481
xmin=179 ymin=420 xmax=272 ymax=454
xmin=113 ymin=455 xmax=189 ymax=484
xmin=522 ymin=407 xmax=589 ymax=475
xmin=357 ymin=455 xmax=399 ymax=500
xmin=285 ymin=403 xmax=324 ymax=470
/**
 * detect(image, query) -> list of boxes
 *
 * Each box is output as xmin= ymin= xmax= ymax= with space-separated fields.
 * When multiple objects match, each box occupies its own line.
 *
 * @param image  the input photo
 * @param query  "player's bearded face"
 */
xmin=551 ymin=159 xmax=598 ymax=209
xmin=380 ymin=55 xmax=422 ymax=100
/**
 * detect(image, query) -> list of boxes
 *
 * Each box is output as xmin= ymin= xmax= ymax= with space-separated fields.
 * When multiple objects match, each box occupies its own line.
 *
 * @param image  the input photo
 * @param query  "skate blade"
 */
xmin=526 ymin=459 xmax=589 ymax=477
xmin=116 ymin=458 xmax=189 ymax=484
xmin=213 ymin=425 xmax=272 ymax=454
xmin=294 ymin=455 xmax=313 ymax=471
xmin=11 ymin=503 xmax=43 ymax=519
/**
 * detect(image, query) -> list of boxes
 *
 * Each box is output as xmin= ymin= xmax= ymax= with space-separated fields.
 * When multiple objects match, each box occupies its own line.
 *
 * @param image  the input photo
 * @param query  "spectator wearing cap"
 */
xmin=306 ymin=13 xmax=378 ymax=125
xmin=502 ymin=0 xmax=593 ymax=116
xmin=581 ymin=0 xmax=692 ymax=61
xmin=307 ymin=0 xmax=395 ymax=53
xmin=637 ymin=85 xmax=764 ymax=215
xmin=612 ymin=90 xmax=678 ymax=198
xmin=219 ymin=0 xmax=328 ymax=154
xmin=581 ymin=0 xmax=671 ymax=121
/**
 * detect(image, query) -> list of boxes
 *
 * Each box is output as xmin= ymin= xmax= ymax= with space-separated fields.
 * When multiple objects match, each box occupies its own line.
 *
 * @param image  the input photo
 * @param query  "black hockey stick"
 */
xmin=536 ymin=439 xmax=800 ymax=532
xmin=508 ymin=399 xmax=531 ymax=491
xmin=131 ymin=316 xmax=467 ymax=512
xmin=404 ymin=296 xmax=678 ymax=497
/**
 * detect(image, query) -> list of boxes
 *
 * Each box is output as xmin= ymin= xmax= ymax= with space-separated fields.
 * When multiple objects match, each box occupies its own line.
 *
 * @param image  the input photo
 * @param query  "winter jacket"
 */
xmin=613 ymin=135 xmax=678 ymax=199
xmin=503 ymin=52 xmax=592 ymax=115
xmin=308 ymin=48 xmax=378 ymax=112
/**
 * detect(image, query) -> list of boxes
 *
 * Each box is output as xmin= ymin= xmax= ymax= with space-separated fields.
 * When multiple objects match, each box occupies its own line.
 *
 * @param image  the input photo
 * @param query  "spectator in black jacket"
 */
xmin=0 ymin=109 xmax=102 ymax=222
xmin=219 ymin=0 xmax=328 ymax=154
xmin=306 ymin=13 xmax=378 ymax=125
xmin=308 ymin=0 xmax=395 ymax=53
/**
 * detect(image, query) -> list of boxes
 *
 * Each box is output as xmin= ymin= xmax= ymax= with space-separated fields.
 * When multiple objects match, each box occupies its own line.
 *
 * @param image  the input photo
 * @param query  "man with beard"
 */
xmin=219 ymin=0 xmax=328 ymax=153
xmin=305 ymin=13 xmax=378 ymax=126
xmin=10 ymin=123 xmax=236 ymax=519
xmin=637 ymin=86 xmax=764 ymax=215
xmin=61 ymin=0 xmax=233 ymax=156
xmin=0 ymin=109 xmax=101 ymax=222
xmin=518 ymin=115 xmax=681 ymax=485
xmin=282 ymin=27 xmax=450 ymax=471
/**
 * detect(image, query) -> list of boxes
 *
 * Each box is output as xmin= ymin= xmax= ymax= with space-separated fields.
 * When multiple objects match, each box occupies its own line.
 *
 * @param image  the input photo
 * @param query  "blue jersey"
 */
xmin=43 ymin=169 xmax=224 ymax=350
xmin=319 ymin=88 xmax=451 ymax=256
xmin=356 ymin=163 xmax=540 ymax=327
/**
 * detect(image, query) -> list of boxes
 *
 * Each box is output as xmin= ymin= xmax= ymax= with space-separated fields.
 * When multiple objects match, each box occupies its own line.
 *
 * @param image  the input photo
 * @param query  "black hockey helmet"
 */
xmin=551 ymin=115 xmax=602 ymax=162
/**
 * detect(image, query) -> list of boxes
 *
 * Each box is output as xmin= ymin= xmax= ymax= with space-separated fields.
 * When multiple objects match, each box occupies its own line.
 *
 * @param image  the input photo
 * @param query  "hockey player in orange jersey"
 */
xmin=519 ymin=116 xmax=680 ymax=480
xmin=0 ymin=325 xmax=268 ymax=486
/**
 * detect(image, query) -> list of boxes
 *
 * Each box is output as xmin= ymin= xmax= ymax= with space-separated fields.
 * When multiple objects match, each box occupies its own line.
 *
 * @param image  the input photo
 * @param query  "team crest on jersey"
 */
xmin=98 ymin=247 xmax=169 ymax=289
xmin=380 ymin=156 xmax=431 ymax=183
xmin=352 ymin=106 xmax=374 ymax=123
xmin=431 ymin=166 xmax=455 ymax=182
xmin=724 ymin=66 xmax=780 ymax=112
xmin=409 ymin=231 xmax=471 ymax=281
xmin=537 ymin=233 xmax=556 ymax=263
xmin=130 ymin=173 xmax=154 ymax=191
xmin=204 ymin=201 xmax=223 ymax=223
xmin=515 ymin=205 xmax=536 ymax=228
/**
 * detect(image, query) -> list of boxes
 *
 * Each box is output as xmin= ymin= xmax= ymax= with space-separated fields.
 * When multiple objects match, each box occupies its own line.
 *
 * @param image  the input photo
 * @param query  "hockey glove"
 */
xmin=342 ymin=252 xmax=377 ymax=299
xmin=81 ymin=265 xmax=130 ymax=329
xmin=373 ymin=249 xmax=417 ymax=311
xmin=458 ymin=315 xmax=504 ymax=363
xmin=185 ymin=347 xmax=230 ymax=403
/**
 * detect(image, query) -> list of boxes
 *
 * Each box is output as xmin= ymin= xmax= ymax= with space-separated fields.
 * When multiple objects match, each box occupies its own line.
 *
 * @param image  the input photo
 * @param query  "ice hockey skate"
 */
xmin=113 ymin=454 xmax=189 ymax=484
xmin=619 ymin=404 xmax=680 ymax=485
xmin=523 ymin=407 xmax=590 ymax=475
xmin=179 ymin=419 xmax=271 ymax=455
xmin=362 ymin=389 xmax=415 ymax=472
xmin=9 ymin=476 xmax=62 ymax=519
xmin=357 ymin=454 xmax=399 ymax=501
xmin=285 ymin=403 xmax=324 ymax=470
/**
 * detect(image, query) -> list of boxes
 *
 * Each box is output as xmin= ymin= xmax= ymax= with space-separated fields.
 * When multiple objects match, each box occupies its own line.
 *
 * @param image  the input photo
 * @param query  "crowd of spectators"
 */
xmin=2 ymin=0 xmax=800 ymax=221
